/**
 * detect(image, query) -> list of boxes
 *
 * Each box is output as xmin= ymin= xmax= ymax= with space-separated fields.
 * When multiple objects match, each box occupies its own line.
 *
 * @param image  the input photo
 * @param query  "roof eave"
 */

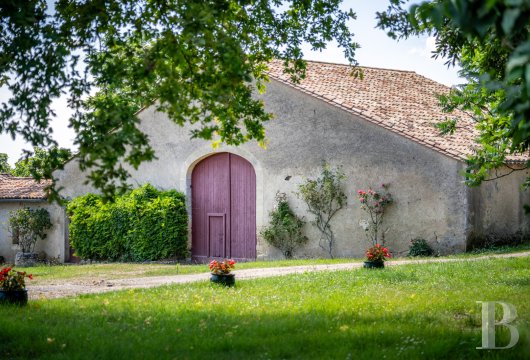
xmin=0 ymin=198 xmax=48 ymax=203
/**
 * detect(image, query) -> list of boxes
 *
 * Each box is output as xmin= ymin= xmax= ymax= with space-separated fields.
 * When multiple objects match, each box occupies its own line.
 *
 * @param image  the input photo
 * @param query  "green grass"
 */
xmin=464 ymin=241 xmax=530 ymax=255
xmin=1 ymin=257 xmax=529 ymax=359
xmin=13 ymin=242 xmax=530 ymax=286
xmin=15 ymin=258 xmax=361 ymax=285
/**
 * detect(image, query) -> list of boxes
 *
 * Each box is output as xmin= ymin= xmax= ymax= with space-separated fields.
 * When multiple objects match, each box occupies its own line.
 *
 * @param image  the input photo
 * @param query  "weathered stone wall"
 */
xmin=56 ymin=79 xmax=476 ymax=258
xmin=469 ymin=166 xmax=530 ymax=245
xmin=0 ymin=201 xmax=66 ymax=263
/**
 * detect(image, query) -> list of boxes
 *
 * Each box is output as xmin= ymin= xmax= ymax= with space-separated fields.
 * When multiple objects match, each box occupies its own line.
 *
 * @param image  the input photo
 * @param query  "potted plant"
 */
xmin=209 ymin=259 xmax=236 ymax=287
xmin=363 ymin=244 xmax=392 ymax=269
xmin=0 ymin=266 xmax=33 ymax=305
xmin=8 ymin=208 xmax=52 ymax=267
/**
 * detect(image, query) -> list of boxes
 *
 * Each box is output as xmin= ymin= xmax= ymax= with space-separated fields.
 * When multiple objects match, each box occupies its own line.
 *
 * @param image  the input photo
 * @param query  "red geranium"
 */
xmin=0 ymin=266 xmax=33 ymax=291
xmin=365 ymin=244 xmax=392 ymax=262
xmin=209 ymin=259 xmax=236 ymax=275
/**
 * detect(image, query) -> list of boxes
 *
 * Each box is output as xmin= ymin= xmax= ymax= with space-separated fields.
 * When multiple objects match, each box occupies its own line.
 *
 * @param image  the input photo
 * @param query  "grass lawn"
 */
xmin=1 ymin=257 xmax=529 ymax=359
xmin=15 ymin=258 xmax=361 ymax=286
xmin=12 ymin=242 xmax=530 ymax=286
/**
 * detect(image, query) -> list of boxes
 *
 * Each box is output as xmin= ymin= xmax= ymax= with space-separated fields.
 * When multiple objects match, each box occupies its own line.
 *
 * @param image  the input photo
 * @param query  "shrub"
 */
xmin=261 ymin=192 xmax=308 ymax=259
xmin=297 ymin=164 xmax=347 ymax=259
xmin=8 ymin=208 xmax=52 ymax=253
xmin=408 ymin=238 xmax=434 ymax=257
xmin=356 ymin=184 xmax=393 ymax=246
xmin=67 ymin=184 xmax=188 ymax=261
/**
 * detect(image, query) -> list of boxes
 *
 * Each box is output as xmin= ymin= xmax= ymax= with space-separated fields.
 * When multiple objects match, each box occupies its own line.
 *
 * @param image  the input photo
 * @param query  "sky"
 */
xmin=0 ymin=0 xmax=463 ymax=166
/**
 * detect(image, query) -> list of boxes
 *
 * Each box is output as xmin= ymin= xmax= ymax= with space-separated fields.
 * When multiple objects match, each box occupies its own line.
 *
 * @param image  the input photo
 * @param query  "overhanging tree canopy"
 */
xmin=377 ymin=0 xmax=530 ymax=190
xmin=0 ymin=0 xmax=358 ymax=200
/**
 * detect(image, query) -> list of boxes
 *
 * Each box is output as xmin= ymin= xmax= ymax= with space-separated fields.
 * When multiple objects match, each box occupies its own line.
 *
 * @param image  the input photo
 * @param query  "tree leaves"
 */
xmin=377 ymin=0 xmax=530 ymax=194
xmin=0 ymin=0 xmax=358 ymax=200
xmin=10 ymin=147 xmax=72 ymax=178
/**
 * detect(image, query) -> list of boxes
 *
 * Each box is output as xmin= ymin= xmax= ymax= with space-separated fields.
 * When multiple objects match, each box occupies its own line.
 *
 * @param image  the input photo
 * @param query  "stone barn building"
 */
xmin=1 ymin=61 xmax=528 ymax=262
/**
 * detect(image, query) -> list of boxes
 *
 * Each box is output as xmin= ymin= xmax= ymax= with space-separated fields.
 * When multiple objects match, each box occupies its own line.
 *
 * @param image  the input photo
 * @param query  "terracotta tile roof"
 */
xmin=0 ymin=173 xmax=50 ymax=200
xmin=267 ymin=60 xmax=526 ymax=163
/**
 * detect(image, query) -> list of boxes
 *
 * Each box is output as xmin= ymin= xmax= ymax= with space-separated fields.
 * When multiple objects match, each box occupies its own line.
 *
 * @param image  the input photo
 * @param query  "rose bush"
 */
xmin=357 ymin=184 xmax=393 ymax=246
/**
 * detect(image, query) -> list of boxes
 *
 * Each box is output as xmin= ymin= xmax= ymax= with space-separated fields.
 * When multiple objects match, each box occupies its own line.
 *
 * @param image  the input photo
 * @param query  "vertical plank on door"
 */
xmin=229 ymin=154 xmax=256 ymax=259
xmin=191 ymin=153 xmax=230 ymax=261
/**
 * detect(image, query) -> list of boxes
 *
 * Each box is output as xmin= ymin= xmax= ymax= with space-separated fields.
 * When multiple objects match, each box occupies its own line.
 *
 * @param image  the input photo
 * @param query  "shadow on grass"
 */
xmin=0 ymin=294 xmax=528 ymax=360
xmin=3 ymin=259 xmax=530 ymax=360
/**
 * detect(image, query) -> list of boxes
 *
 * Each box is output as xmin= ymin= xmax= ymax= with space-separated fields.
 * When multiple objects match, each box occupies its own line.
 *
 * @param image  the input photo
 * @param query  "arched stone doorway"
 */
xmin=191 ymin=152 xmax=256 ymax=261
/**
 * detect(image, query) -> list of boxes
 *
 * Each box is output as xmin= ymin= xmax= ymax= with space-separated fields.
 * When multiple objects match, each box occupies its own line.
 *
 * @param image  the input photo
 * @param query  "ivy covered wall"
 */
xmin=67 ymin=184 xmax=188 ymax=261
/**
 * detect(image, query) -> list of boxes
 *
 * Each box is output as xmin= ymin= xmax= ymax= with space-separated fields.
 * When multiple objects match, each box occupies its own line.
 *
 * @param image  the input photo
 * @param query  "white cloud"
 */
xmin=409 ymin=36 xmax=442 ymax=63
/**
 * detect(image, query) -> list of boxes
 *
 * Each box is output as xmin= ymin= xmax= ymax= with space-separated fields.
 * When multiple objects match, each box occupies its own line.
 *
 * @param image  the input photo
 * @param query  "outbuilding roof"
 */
xmin=267 ymin=60 xmax=525 ymax=163
xmin=0 ymin=173 xmax=50 ymax=200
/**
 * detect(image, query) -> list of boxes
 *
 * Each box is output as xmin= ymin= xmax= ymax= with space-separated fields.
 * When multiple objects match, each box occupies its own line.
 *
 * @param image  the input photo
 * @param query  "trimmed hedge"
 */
xmin=67 ymin=184 xmax=188 ymax=261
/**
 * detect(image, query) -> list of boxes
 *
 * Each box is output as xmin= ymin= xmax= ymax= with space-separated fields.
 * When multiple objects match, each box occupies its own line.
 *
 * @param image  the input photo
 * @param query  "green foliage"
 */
xmin=261 ymin=192 xmax=308 ymax=259
xmin=14 ymin=247 xmax=530 ymax=285
xmin=0 ymin=1 xmax=358 ymax=201
xmin=11 ymin=146 xmax=72 ymax=178
xmin=297 ymin=164 xmax=347 ymax=258
xmin=0 ymin=153 xmax=11 ymax=173
xmin=67 ymin=184 xmax=188 ymax=261
xmin=376 ymin=0 xmax=530 ymax=196
xmin=8 ymin=208 xmax=52 ymax=253
xmin=357 ymin=184 xmax=394 ymax=246
xmin=0 ymin=266 xmax=32 ymax=291
xmin=408 ymin=238 xmax=435 ymax=257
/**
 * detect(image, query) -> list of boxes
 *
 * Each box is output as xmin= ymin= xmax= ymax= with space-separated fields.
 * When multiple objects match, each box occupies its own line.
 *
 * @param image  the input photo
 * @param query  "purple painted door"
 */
xmin=192 ymin=153 xmax=256 ymax=261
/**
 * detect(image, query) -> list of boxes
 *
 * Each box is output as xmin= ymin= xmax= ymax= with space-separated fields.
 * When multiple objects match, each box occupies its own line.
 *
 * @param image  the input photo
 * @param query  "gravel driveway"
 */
xmin=28 ymin=251 xmax=530 ymax=300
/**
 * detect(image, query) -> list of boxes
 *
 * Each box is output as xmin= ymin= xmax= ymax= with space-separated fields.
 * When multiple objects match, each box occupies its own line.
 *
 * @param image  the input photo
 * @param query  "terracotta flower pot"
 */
xmin=0 ymin=289 xmax=28 ymax=306
xmin=210 ymin=273 xmax=235 ymax=287
xmin=363 ymin=260 xmax=385 ymax=269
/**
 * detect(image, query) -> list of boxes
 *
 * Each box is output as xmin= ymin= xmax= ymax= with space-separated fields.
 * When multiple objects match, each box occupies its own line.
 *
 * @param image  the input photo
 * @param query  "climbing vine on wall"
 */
xmin=297 ymin=164 xmax=347 ymax=259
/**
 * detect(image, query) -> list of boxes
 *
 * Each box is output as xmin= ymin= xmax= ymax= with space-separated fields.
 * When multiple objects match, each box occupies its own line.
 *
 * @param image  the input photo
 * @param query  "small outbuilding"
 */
xmin=0 ymin=174 xmax=67 ymax=263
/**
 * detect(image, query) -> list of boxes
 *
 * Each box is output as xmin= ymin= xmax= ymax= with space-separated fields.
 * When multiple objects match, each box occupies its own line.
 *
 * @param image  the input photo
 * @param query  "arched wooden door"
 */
xmin=191 ymin=153 xmax=256 ymax=262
